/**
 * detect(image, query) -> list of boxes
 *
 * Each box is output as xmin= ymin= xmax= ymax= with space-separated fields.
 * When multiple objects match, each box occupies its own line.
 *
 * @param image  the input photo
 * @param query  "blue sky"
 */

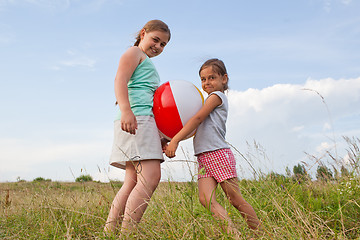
xmin=1 ymin=0 xmax=359 ymax=182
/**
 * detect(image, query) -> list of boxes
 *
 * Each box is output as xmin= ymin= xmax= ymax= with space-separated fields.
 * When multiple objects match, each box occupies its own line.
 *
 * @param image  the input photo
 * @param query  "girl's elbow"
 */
xmin=193 ymin=116 xmax=204 ymax=125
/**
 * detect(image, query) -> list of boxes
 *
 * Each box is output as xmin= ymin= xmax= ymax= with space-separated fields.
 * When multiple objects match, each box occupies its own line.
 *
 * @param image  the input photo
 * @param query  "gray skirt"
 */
xmin=109 ymin=115 xmax=164 ymax=170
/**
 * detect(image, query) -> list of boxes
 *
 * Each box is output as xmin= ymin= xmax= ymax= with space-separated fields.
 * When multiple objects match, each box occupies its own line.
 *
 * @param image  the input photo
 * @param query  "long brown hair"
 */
xmin=134 ymin=20 xmax=171 ymax=46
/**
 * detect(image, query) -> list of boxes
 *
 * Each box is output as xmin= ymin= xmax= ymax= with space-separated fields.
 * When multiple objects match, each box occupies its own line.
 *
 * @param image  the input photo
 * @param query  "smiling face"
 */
xmin=138 ymin=29 xmax=169 ymax=58
xmin=200 ymin=66 xmax=228 ymax=94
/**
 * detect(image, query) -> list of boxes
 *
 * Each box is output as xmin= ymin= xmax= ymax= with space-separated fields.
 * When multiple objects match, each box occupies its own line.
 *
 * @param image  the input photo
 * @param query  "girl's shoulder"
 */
xmin=209 ymin=91 xmax=226 ymax=97
xmin=126 ymin=46 xmax=142 ymax=54
xmin=207 ymin=91 xmax=227 ymax=107
xmin=208 ymin=91 xmax=227 ymax=101
xmin=122 ymin=46 xmax=147 ymax=64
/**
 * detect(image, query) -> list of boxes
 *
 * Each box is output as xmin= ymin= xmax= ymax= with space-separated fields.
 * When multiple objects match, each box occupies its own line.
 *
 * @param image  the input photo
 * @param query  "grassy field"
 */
xmin=1 ymin=138 xmax=359 ymax=239
xmin=0 ymin=174 xmax=359 ymax=239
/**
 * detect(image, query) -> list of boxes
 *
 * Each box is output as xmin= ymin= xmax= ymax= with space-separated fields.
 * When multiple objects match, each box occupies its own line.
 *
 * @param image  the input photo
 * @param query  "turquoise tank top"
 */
xmin=115 ymin=56 xmax=160 ymax=120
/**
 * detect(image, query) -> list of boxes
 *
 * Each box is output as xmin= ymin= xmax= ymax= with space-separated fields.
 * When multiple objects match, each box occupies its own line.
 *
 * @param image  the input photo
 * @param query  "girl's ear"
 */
xmin=140 ymin=28 xmax=146 ymax=40
xmin=222 ymin=74 xmax=228 ymax=86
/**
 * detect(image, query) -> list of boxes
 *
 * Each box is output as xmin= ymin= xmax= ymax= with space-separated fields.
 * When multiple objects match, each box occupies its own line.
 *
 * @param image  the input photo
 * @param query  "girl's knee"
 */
xmin=199 ymin=195 xmax=207 ymax=207
xmin=140 ymin=171 xmax=160 ymax=192
xmin=199 ymin=193 xmax=213 ymax=208
xmin=137 ymin=160 xmax=161 ymax=190
xmin=147 ymin=175 xmax=160 ymax=190
xmin=123 ymin=178 xmax=137 ymax=189
xmin=147 ymin=168 xmax=161 ymax=188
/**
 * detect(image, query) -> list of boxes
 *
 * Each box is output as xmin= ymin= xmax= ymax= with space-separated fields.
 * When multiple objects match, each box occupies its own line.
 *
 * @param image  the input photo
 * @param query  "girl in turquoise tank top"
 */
xmin=105 ymin=20 xmax=171 ymax=236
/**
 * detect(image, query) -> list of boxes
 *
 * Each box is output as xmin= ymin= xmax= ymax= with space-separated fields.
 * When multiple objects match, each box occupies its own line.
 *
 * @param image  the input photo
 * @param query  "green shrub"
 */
xmin=75 ymin=174 xmax=93 ymax=182
xmin=33 ymin=177 xmax=51 ymax=182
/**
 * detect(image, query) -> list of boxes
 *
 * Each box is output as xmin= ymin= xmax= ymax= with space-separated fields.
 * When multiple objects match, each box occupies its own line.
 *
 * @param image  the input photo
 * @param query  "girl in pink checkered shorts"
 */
xmin=165 ymin=59 xmax=261 ymax=236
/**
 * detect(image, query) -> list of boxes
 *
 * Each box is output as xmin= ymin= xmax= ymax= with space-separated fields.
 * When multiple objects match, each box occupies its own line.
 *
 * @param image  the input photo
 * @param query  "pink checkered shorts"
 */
xmin=197 ymin=148 xmax=237 ymax=183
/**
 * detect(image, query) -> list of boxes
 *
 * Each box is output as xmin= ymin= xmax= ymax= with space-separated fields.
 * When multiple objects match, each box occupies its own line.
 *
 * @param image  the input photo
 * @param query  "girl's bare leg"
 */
xmin=121 ymin=159 xmax=161 ymax=233
xmin=198 ymin=177 xmax=236 ymax=232
xmin=220 ymin=178 xmax=261 ymax=230
xmin=104 ymin=162 xmax=137 ymax=233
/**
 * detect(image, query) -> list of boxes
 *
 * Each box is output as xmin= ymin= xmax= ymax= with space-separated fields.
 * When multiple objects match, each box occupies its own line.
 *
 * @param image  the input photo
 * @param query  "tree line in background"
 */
xmin=22 ymin=163 xmax=353 ymax=184
xmin=266 ymin=163 xmax=351 ymax=184
xmin=17 ymin=174 xmax=94 ymax=183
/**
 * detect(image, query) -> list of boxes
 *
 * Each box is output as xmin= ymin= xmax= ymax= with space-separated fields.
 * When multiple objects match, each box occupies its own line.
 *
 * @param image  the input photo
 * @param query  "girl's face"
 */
xmin=200 ymin=66 xmax=228 ymax=94
xmin=139 ymin=29 xmax=169 ymax=58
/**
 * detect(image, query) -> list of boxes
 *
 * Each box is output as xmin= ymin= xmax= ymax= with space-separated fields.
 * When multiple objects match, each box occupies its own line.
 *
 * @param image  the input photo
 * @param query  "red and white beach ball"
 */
xmin=153 ymin=80 xmax=204 ymax=140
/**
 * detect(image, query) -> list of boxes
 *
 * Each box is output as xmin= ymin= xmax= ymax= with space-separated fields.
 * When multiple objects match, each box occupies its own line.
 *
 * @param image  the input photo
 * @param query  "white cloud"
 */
xmin=66 ymin=49 xmax=76 ymax=55
xmin=50 ymin=49 xmax=96 ymax=70
xmin=316 ymin=142 xmax=332 ymax=152
xmin=0 ymin=137 xmax=111 ymax=181
xmin=341 ymin=0 xmax=352 ymax=5
xmin=341 ymin=153 xmax=351 ymax=165
xmin=92 ymin=167 xmax=125 ymax=182
xmin=321 ymin=0 xmax=353 ymax=12
xmin=226 ymin=77 xmax=360 ymax=173
xmin=228 ymin=77 xmax=360 ymax=126
xmin=59 ymin=57 xmax=96 ymax=68
xmin=323 ymin=0 xmax=331 ymax=12
xmin=323 ymin=122 xmax=332 ymax=130
xmin=93 ymin=157 xmax=197 ymax=183
xmin=292 ymin=126 xmax=304 ymax=132
xmin=80 ymin=0 xmax=108 ymax=12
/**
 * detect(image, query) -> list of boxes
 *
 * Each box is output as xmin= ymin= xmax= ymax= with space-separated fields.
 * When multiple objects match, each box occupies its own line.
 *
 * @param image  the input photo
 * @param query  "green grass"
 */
xmin=1 ymin=175 xmax=359 ymax=239
xmin=1 ymin=137 xmax=359 ymax=239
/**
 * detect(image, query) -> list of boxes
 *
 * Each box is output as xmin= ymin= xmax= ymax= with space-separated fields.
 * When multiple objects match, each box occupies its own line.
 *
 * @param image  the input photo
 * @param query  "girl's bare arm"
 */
xmin=165 ymin=94 xmax=222 ymax=157
xmin=114 ymin=46 xmax=144 ymax=134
